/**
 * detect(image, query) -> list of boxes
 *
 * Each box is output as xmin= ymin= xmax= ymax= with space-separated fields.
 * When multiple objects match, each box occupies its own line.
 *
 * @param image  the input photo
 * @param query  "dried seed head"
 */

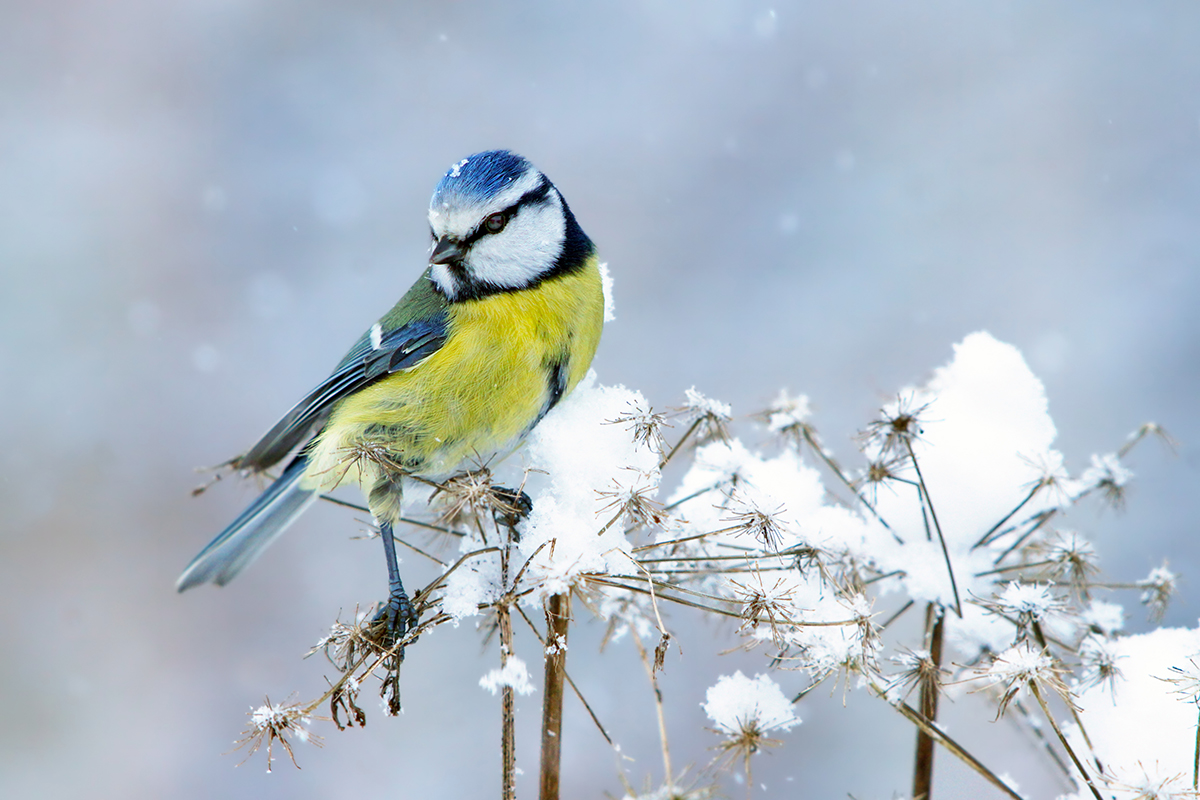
xmin=722 ymin=491 xmax=790 ymax=551
xmin=1080 ymin=452 xmax=1134 ymax=511
xmin=728 ymin=570 xmax=803 ymax=648
xmin=888 ymin=647 xmax=948 ymax=702
xmin=1159 ymin=657 xmax=1200 ymax=707
xmin=1138 ymin=562 xmax=1178 ymax=623
xmin=854 ymin=453 xmax=910 ymax=505
xmin=681 ymin=387 xmax=733 ymax=445
xmin=1077 ymin=634 xmax=1124 ymax=694
xmin=974 ymin=643 xmax=1072 ymax=719
xmin=609 ymin=400 xmax=671 ymax=454
xmin=1040 ymin=530 xmax=1099 ymax=590
xmin=860 ymin=394 xmax=931 ymax=459
xmin=235 ymin=695 xmax=323 ymax=771
xmin=597 ymin=469 xmax=665 ymax=530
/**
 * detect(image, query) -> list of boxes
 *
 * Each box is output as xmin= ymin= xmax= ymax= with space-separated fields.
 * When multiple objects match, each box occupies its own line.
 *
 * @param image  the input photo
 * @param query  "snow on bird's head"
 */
xmin=430 ymin=150 xmax=537 ymax=210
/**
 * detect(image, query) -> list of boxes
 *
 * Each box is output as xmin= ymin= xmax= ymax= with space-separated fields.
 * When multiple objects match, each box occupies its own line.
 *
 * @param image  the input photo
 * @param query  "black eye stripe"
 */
xmin=459 ymin=176 xmax=554 ymax=247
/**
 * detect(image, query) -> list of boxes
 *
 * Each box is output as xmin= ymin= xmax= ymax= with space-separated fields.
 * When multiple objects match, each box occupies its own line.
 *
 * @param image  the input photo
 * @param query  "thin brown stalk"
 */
xmin=800 ymin=425 xmax=900 ymax=541
xmin=972 ymin=482 xmax=1043 ymax=549
xmin=904 ymin=440 xmax=961 ymax=617
xmin=500 ymin=526 xmax=517 ymax=800
xmin=500 ymin=603 xmax=516 ymax=800
xmin=658 ymin=418 xmax=703 ymax=469
xmin=912 ymin=605 xmax=945 ymax=800
xmin=630 ymin=625 xmax=674 ymax=787
xmin=1028 ymin=682 xmax=1104 ymax=800
xmin=876 ymin=689 xmax=1028 ymax=800
xmin=1194 ymin=708 xmax=1199 ymax=790
xmin=539 ymin=592 xmax=570 ymax=800
xmin=515 ymin=605 xmax=612 ymax=745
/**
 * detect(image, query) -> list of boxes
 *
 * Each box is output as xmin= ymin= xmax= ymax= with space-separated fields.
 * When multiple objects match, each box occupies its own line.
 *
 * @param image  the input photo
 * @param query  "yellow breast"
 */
xmin=303 ymin=257 xmax=604 ymax=504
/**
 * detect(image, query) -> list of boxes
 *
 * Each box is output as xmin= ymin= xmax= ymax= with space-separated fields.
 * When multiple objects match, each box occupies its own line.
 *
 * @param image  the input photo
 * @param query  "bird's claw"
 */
xmin=372 ymin=587 xmax=418 ymax=651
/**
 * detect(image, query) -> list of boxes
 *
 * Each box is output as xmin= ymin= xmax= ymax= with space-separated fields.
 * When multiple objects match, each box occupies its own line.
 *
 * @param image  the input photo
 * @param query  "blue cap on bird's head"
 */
xmin=430 ymin=150 xmax=536 ymax=209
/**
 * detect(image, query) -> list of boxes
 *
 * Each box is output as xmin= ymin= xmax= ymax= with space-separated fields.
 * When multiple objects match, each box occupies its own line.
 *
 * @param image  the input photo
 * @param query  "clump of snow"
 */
xmin=1061 ymin=626 xmax=1200 ymax=799
xmin=702 ymin=671 xmax=800 ymax=735
xmin=516 ymin=377 xmax=661 ymax=601
xmin=599 ymin=262 xmax=616 ymax=322
xmin=479 ymin=656 xmax=535 ymax=696
xmin=871 ymin=332 xmax=1065 ymax=609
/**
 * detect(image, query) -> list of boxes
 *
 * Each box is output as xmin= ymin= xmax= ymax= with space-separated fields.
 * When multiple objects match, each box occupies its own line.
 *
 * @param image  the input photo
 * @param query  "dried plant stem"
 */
xmin=912 ymin=604 xmax=944 ymax=800
xmin=1028 ymin=682 xmax=1104 ymax=800
xmin=539 ymin=592 xmax=570 ymax=800
xmin=904 ymin=441 xmax=962 ymax=617
xmin=1009 ymin=699 xmax=1072 ymax=780
xmin=500 ymin=603 xmax=516 ymax=800
xmin=876 ymin=689 xmax=1028 ymax=800
xmin=659 ymin=418 xmax=703 ymax=469
xmin=500 ymin=528 xmax=517 ymax=800
xmin=799 ymin=425 xmax=899 ymax=540
xmin=630 ymin=625 xmax=673 ymax=787
xmin=515 ymin=605 xmax=612 ymax=745
xmin=972 ymin=482 xmax=1042 ymax=549
xmin=1194 ymin=708 xmax=1199 ymax=790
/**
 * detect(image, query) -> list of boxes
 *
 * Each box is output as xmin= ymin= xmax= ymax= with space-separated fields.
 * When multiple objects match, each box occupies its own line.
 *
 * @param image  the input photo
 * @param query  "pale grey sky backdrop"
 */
xmin=2 ymin=2 xmax=1198 ymax=798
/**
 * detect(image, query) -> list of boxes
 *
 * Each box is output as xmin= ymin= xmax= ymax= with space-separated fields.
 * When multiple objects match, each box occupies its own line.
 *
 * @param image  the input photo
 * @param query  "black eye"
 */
xmin=484 ymin=212 xmax=509 ymax=234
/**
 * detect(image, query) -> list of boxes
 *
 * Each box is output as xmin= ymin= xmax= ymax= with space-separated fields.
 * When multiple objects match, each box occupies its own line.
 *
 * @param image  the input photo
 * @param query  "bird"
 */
xmin=177 ymin=150 xmax=605 ymax=644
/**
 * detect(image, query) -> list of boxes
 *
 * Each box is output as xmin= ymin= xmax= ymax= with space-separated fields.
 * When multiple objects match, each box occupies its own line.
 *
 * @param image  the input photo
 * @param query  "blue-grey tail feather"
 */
xmin=176 ymin=456 xmax=317 ymax=592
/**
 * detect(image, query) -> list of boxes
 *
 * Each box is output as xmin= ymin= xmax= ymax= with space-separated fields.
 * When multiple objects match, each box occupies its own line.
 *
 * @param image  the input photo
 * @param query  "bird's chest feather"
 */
xmin=306 ymin=264 xmax=603 ymax=488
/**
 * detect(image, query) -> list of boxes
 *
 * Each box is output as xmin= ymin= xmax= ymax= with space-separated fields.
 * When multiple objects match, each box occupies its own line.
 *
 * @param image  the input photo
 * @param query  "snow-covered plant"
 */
xmin=221 ymin=331 xmax=1184 ymax=800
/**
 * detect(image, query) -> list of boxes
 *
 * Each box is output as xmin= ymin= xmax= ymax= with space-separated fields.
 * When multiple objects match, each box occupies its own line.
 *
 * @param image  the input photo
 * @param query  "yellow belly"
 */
xmin=303 ymin=258 xmax=604 ymax=517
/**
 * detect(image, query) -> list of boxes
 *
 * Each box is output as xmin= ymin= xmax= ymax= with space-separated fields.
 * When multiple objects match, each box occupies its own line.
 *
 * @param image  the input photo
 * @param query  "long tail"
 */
xmin=176 ymin=456 xmax=318 ymax=592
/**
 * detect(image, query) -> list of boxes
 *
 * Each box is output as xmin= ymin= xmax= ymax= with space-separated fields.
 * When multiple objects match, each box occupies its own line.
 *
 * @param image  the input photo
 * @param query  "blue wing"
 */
xmin=234 ymin=314 xmax=448 ymax=472
xmin=178 ymin=284 xmax=449 ymax=592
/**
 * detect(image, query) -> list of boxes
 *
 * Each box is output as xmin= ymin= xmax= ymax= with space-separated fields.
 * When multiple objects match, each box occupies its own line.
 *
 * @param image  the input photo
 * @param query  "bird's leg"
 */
xmin=375 ymin=519 xmax=418 ymax=649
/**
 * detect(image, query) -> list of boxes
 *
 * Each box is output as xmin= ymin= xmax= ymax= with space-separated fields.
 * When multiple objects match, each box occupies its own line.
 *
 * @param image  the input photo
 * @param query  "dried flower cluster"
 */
xmin=221 ymin=333 xmax=1189 ymax=800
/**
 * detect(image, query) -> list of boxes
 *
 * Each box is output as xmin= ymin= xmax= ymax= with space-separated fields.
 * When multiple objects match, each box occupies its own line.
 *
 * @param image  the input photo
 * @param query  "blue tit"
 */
xmin=178 ymin=150 xmax=605 ymax=641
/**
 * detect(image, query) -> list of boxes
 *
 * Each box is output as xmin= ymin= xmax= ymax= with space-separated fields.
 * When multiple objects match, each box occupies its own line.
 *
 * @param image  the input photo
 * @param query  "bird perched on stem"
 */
xmin=178 ymin=150 xmax=606 ymax=646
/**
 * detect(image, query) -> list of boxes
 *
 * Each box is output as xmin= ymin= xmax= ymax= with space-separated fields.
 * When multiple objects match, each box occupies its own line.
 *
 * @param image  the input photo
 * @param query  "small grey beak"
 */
xmin=430 ymin=237 xmax=464 ymax=266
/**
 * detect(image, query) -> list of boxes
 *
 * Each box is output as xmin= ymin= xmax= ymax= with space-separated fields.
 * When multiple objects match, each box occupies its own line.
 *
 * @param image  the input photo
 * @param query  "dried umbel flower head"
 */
xmin=235 ymin=696 xmax=323 ymax=771
xmin=974 ymin=643 xmax=1073 ymax=719
xmin=702 ymin=671 xmax=799 ymax=776
xmin=1040 ymin=530 xmax=1099 ymax=591
xmin=755 ymin=389 xmax=814 ymax=450
xmin=1159 ymin=656 xmax=1200 ymax=707
xmin=728 ymin=569 xmax=803 ymax=648
xmin=980 ymin=582 xmax=1065 ymax=643
xmin=1077 ymin=634 xmax=1124 ymax=694
xmin=860 ymin=393 xmax=931 ymax=459
xmin=854 ymin=453 xmax=910 ymax=505
xmin=1138 ymin=562 xmax=1179 ymax=623
xmin=430 ymin=467 xmax=533 ymax=529
xmin=681 ymin=387 xmax=733 ymax=446
xmin=597 ymin=469 xmax=665 ymax=532
xmin=722 ymin=491 xmax=790 ymax=551
xmin=609 ymin=400 xmax=671 ymax=455
xmin=1080 ymin=452 xmax=1134 ymax=511
xmin=888 ymin=647 xmax=948 ymax=703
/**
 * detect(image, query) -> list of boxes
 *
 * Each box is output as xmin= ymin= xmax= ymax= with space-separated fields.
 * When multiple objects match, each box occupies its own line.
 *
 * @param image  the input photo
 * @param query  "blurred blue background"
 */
xmin=2 ymin=1 xmax=1198 ymax=797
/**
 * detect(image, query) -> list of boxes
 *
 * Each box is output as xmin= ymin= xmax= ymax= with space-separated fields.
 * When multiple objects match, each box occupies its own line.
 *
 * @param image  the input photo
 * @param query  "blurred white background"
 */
xmin=2 ymin=1 xmax=1198 ymax=797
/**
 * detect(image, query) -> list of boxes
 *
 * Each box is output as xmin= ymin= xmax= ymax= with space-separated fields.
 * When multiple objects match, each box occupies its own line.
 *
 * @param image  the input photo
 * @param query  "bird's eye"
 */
xmin=484 ymin=212 xmax=509 ymax=234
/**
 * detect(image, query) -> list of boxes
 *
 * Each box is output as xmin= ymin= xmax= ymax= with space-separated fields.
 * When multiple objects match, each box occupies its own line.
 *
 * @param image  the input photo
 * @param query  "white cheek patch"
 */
xmin=466 ymin=192 xmax=566 ymax=290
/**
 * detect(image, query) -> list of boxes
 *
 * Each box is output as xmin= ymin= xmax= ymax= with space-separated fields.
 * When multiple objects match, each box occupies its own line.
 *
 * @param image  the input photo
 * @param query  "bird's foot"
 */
xmin=371 ymin=585 xmax=419 ymax=652
xmin=491 ymin=486 xmax=533 ymax=530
